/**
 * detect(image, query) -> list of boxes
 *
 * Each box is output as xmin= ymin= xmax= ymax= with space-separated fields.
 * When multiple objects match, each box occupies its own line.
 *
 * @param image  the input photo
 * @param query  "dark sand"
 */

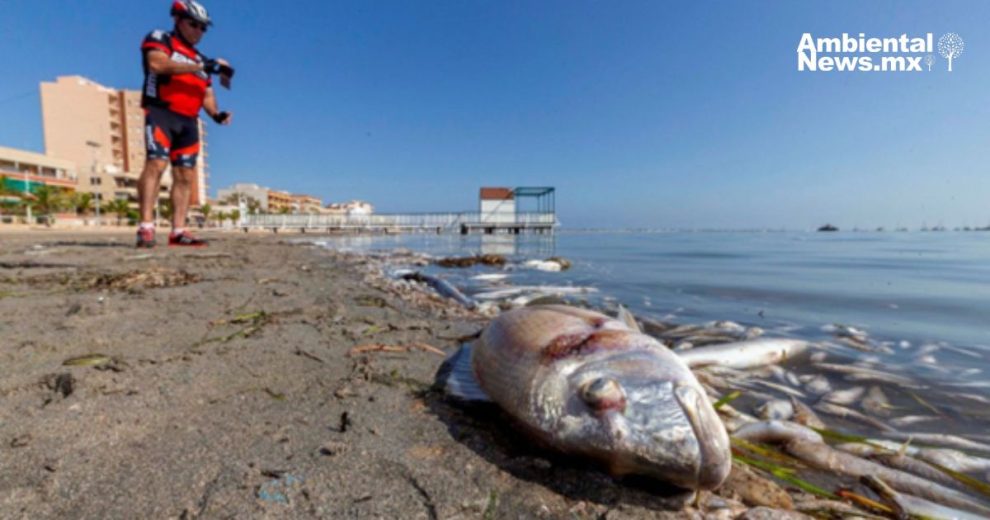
xmin=0 ymin=232 xmax=802 ymax=519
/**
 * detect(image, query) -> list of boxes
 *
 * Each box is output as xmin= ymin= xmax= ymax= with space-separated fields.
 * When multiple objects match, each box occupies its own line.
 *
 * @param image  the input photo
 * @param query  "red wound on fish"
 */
xmin=541 ymin=329 xmax=631 ymax=363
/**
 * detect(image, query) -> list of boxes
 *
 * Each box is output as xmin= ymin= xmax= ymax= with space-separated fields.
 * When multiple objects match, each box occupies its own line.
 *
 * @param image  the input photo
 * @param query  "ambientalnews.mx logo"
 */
xmin=797 ymin=33 xmax=964 ymax=72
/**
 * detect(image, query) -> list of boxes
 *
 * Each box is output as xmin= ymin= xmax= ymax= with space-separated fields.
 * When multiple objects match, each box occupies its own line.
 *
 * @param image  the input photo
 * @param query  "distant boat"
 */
xmin=817 ymin=224 xmax=839 ymax=232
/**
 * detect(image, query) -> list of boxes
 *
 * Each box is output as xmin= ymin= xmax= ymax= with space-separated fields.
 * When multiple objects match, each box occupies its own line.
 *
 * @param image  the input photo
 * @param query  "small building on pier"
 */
xmin=465 ymin=186 xmax=556 ymax=234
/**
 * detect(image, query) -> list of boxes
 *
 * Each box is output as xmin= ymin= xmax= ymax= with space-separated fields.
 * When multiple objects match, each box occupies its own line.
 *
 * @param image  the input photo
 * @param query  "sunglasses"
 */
xmin=184 ymin=18 xmax=208 ymax=32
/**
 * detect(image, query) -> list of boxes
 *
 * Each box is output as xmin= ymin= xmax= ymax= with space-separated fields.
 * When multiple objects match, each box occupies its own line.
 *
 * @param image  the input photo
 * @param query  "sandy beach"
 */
xmin=0 ymin=231 xmax=803 ymax=519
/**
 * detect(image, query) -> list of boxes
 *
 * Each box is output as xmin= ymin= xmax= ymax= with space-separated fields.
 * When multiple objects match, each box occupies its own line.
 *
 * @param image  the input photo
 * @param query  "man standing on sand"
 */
xmin=136 ymin=0 xmax=234 ymax=248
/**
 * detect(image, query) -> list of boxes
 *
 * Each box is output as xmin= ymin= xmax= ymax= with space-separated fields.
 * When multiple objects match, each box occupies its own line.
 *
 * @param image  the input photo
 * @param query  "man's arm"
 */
xmin=203 ymin=87 xmax=232 ymax=125
xmin=146 ymin=49 xmax=204 ymax=75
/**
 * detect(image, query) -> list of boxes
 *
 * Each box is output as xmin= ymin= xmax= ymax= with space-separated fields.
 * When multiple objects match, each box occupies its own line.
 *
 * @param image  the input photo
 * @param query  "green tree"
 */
xmin=159 ymin=199 xmax=174 ymax=222
xmin=230 ymin=209 xmax=241 ymax=224
xmin=222 ymin=193 xmax=263 ymax=215
xmin=0 ymin=182 xmax=24 ymax=218
xmin=277 ymin=206 xmax=291 ymax=215
xmin=72 ymin=192 xmax=94 ymax=216
xmin=200 ymin=203 xmax=212 ymax=225
xmin=31 ymin=185 xmax=68 ymax=224
xmin=103 ymin=199 xmax=131 ymax=226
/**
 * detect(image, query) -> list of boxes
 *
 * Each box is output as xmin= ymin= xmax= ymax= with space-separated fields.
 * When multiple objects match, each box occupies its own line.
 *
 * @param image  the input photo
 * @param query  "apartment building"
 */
xmin=266 ymin=190 xmax=293 ymax=213
xmin=291 ymin=194 xmax=323 ymax=214
xmin=39 ymin=76 xmax=208 ymax=206
xmin=216 ymin=183 xmax=269 ymax=212
xmin=0 ymin=146 xmax=78 ymax=193
xmin=325 ymin=200 xmax=374 ymax=216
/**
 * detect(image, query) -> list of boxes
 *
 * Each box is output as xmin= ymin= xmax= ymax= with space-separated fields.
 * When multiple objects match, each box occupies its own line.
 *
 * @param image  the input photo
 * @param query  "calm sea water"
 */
xmin=317 ymin=230 xmax=989 ymax=348
xmin=313 ymin=230 xmax=990 ymax=395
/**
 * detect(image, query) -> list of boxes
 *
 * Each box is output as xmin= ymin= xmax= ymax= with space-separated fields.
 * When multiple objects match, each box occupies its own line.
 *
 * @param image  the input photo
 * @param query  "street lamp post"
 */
xmin=86 ymin=141 xmax=100 ymax=227
xmin=22 ymin=162 xmax=32 ymax=224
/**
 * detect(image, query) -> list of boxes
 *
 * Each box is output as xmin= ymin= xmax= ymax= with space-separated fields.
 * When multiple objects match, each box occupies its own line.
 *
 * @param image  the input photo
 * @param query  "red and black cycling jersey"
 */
xmin=141 ymin=29 xmax=211 ymax=118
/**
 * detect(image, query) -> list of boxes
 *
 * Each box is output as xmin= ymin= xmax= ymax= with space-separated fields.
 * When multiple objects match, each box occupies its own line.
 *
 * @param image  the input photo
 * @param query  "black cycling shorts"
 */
xmin=145 ymin=105 xmax=200 ymax=168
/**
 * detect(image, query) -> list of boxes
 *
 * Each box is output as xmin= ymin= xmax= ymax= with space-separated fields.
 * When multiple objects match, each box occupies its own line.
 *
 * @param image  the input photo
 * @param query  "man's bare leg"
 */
xmin=170 ymin=165 xmax=195 ymax=230
xmin=138 ymin=159 xmax=169 ymax=223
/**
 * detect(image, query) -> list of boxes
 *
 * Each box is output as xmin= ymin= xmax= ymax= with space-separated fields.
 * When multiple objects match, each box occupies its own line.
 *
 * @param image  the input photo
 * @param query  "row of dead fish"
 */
xmin=435 ymin=303 xmax=990 ymax=517
xmin=433 ymin=254 xmax=571 ymax=272
xmin=371 ymin=249 xmax=990 ymax=515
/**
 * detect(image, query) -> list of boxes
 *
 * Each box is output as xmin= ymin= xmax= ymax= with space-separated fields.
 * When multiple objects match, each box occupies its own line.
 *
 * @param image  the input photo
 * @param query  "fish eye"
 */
xmin=580 ymin=378 xmax=626 ymax=411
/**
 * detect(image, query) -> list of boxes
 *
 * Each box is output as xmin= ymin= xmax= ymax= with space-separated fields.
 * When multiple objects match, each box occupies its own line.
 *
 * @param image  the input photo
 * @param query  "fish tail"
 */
xmin=440 ymin=343 xmax=491 ymax=402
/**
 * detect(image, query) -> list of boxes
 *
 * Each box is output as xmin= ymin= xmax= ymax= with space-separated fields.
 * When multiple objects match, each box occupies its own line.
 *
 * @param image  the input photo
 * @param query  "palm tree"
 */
xmin=103 ymin=199 xmax=131 ymax=226
xmin=230 ymin=209 xmax=241 ymax=225
xmin=246 ymin=198 xmax=262 ymax=215
xmin=31 ymin=185 xmax=68 ymax=225
xmin=159 ymin=199 xmax=173 ymax=223
xmin=0 ymin=181 xmax=24 ymax=218
xmin=200 ymin=203 xmax=212 ymax=227
xmin=72 ymin=192 xmax=94 ymax=216
xmin=215 ymin=211 xmax=228 ymax=227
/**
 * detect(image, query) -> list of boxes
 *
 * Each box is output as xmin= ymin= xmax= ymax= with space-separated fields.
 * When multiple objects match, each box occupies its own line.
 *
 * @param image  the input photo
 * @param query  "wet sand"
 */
xmin=0 ymin=231 xmax=799 ymax=519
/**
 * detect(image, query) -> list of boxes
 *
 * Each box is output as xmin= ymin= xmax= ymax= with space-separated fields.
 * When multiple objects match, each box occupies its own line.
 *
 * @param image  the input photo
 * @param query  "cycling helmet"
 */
xmin=170 ymin=1 xmax=212 ymax=26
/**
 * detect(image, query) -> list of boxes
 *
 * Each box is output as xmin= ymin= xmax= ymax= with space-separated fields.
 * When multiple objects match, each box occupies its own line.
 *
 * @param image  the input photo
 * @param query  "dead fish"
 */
xmin=442 ymin=304 xmax=731 ymax=490
xmin=814 ymin=402 xmax=893 ymax=431
xmin=755 ymin=400 xmax=794 ymax=421
xmin=471 ymin=273 xmax=509 ymax=282
xmin=768 ymin=366 xmax=801 ymax=388
xmin=748 ymin=380 xmax=806 ymax=399
xmin=802 ymin=375 xmax=832 ymax=397
xmin=738 ymin=422 xmax=990 ymax=516
xmin=401 ymin=272 xmax=476 ymax=309
xmin=676 ymin=338 xmax=809 ymax=370
xmin=788 ymin=397 xmax=826 ymax=429
xmin=680 ymin=334 xmax=742 ymax=347
xmin=882 ymin=432 xmax=990 ymax=456
xmin=661 ymin=323 xmax=707 ymax=339
xmin=889 ymin=415 xmax=940 ymax=428
xmin=862 ymin=386 xmax=893 ymax=416
xmin=821 ymin=386 xmax=865 ymax=406
xmin=862 ymin=474 xmax=989 ymax=520
xmin=823 ymin=323 xmax=869 ymax=342
xmin=837 ymin=445 xmax=968 ymax=492
xmin=705 ymin=320 xmax=747 ymax=334
xmin=522 ymin=259 xmax=565 ymax=272
xmin=814 ymin=363 xmax=917 ymax=387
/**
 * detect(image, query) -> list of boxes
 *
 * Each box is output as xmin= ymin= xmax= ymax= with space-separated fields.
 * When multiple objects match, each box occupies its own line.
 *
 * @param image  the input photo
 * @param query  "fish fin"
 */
xmin=442 ymin=343 xmax=491 ymax=402
xmin=616 ymin=305 xmax=642 ymax=333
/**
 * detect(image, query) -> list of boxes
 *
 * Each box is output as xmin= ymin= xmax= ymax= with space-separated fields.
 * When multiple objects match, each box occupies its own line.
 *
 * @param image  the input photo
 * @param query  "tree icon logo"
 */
xmin=937 ymin=33 xmax=964 ymax=72
xmin=924 ymin=54 xmax=934 ymax=71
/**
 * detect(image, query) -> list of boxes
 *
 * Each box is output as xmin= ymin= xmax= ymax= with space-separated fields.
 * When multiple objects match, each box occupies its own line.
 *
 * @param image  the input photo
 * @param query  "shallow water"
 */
xmin=313 ymin=230 xmax=990 ymax=439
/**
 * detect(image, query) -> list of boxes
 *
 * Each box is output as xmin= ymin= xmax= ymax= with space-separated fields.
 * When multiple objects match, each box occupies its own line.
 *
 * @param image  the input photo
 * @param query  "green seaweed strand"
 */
xmin=732 ymin=454 xmax=837 ymax=499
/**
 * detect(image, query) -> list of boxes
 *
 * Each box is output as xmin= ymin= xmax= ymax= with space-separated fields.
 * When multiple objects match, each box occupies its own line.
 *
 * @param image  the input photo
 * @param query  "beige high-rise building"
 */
xmin=39 ymin=75 xmax=208 ymax=206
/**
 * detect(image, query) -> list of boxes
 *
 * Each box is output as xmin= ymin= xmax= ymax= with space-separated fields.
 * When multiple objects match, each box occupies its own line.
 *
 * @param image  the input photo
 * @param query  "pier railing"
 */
xmin=240 ymin=212 xmax=557 ymax=232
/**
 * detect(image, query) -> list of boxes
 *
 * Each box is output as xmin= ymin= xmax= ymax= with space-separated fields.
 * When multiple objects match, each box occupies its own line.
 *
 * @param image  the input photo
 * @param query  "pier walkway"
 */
xmin=240 ymin=212 xmax=557 ymax=234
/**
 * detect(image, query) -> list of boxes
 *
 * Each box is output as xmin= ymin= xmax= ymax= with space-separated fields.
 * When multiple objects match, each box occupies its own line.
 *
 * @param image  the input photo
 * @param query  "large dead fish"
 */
xmin=443 ymin=304 xmax=731 ymax=490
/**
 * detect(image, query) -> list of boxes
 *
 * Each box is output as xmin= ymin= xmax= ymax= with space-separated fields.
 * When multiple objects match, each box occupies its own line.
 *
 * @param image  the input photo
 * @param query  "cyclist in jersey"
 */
xmin=136 ymin=0 xmax=234 ymax=248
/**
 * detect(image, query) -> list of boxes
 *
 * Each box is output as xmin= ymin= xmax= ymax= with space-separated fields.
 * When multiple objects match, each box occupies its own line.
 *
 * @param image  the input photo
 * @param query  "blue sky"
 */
xmin=1 ymin=1 xmax=987 ymax=229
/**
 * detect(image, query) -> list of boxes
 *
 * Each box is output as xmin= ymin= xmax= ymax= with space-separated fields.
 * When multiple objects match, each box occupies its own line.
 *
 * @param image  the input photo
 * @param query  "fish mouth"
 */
xmin=674 ymin=384 xmax=731 ymax=489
